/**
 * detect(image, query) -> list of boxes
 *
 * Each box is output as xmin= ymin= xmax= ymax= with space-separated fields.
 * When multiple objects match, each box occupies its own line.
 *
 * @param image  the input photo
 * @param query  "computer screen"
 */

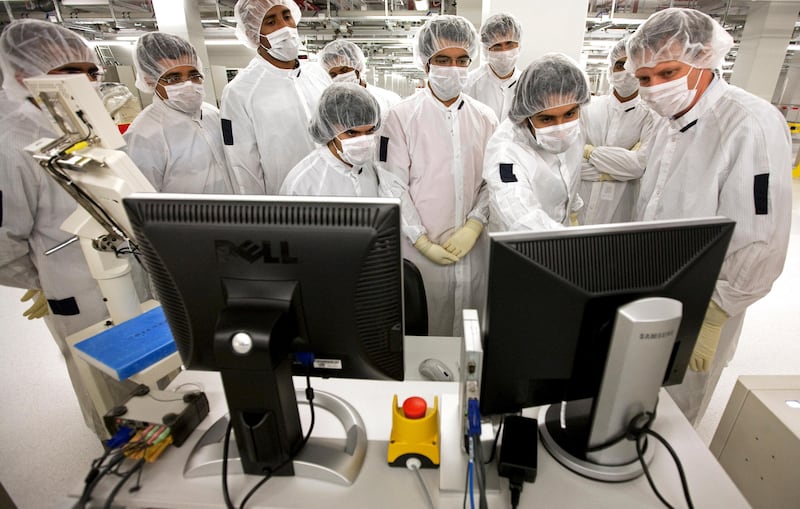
xmin=479 ymin=217 xmax=734 ymax=478
xmin=123 ymin=194 xmax=405 ymax=477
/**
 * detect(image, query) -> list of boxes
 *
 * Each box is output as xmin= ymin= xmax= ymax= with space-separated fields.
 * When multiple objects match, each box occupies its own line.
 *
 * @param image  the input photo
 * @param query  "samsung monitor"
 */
xmin=480 ymin=217 xmax=734 ymax=481
xmin=123 ymin=194 xmax=404 ymax=483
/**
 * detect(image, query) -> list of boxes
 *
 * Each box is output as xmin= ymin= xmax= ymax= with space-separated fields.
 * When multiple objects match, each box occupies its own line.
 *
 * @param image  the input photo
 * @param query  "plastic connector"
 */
xmin=467 ymin=398 xmax=481 ymax=436
xmin=106 ymin=426 xmax=134 ymax=449
xmin=295 ymin=351 xmax=315 ymax=367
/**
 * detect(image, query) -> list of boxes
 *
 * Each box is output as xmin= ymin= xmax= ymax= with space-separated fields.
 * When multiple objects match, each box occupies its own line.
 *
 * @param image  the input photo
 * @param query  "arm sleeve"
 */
xmin=220 ymin=89 xmax=266 ymax=194
xmin=0 ymin=147 xmax=42 ymax=289
xmin=484 ymin=146 xmax=564 ymax=231
xmin=466 ymin=110 xmax=498 ymax=225
xmin=587 ymin=113 xmax=654 ymax=180
xmin=713 ymin=117 xmax=793 ymax=317
xmin=375 ymin=109 xmax=427 ymax=243
xmin=123 ymin=129 xmax=167 ymax=191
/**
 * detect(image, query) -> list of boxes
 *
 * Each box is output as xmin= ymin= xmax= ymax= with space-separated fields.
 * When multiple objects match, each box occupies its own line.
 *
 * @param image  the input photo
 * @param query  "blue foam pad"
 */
xmin=73 ymin=306 xmax=178 ymax=380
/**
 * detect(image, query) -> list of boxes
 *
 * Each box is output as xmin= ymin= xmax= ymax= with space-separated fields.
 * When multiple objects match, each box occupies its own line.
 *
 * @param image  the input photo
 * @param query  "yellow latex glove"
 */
xmin=569 ymin=211 xmax=579 ymax=227
xmin=21 ymin=289 xmax=49 ymax=320
xmin=630 ymin=141 xmax=642 ymax=151
xmin=442 ymin=219 xmax=483 ymax=258
xmin=414 ymin=235 xmax=459 ymax=265
xmin=583 ymin=144 xmax=595 ymax=160
xmin=689 ymin=300 xmax=729 ymax=372
xmin=599 ymin=173 xmax=615 ymax=182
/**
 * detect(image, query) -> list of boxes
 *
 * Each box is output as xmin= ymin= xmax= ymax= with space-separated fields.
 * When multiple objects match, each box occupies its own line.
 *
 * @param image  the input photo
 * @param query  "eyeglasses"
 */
xmin=429 ymin=55 xmax=472 ymax=67
xmin=49 ymin=67 xmax=105 ymax=81
xmin=158 ymin=72 xmax=204 ymax=85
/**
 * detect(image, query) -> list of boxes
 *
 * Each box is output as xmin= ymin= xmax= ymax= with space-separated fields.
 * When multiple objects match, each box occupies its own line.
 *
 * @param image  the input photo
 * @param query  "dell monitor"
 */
xmin=480 ymin=217 xmax=734 ymax=481
xmin=123 ymin=194 xmax=404 ymax=483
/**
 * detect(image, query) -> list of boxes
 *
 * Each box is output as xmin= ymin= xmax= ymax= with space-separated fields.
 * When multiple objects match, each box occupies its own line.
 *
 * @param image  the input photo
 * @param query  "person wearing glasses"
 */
xmin=220 ymin=0 xmax=329 ymax=194
xmin=317 ymin=40 xmax=401 ymax=120
xmin=0 ymin=19 xmax=146 ymax=440
xmin=464 ymin=13 xmax=523 ymax=121
xmin=124 ymin=32 xmax=233 ymax=194
xmin=377 ymin=15 xmax=498 ymax=337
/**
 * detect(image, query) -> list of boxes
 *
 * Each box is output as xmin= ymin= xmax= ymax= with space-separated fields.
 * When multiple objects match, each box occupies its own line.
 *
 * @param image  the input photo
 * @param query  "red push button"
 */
xmin=402 ymin=396 xmax=427 ymax=419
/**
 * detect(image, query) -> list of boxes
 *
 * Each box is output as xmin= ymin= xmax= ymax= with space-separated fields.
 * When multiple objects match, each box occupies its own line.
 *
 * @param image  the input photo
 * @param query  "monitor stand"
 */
xmin=183 ymin=389 xmax=367 ymax=486
xmin=539 ymin=297 xmax=683 ymax=482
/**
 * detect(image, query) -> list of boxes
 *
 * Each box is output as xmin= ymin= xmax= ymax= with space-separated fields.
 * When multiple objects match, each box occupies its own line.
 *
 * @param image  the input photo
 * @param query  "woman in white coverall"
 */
xmin=220 ymin=0 xmax=329 ymax=194
xmin=464 ymin=13 xmax=523 ymax=122
xmin=280 ymin=83 xmax=384 ymax=196
xmin=377 ymin=15 xmax=498 ymax=337
xmin=0 ymin=20 xmax=142 ymax=438
xmin=578 ymin=38 xmax=655 ymax=225
xmin=317 ymin=40 xmax=401 ymax=120
xmin=124 ymin=32 xmax=234 ymax=194
xmin=483 ymin=53 xmax=590 ymax=232
xmin=626 ymin=8 xmax=792 ymax=424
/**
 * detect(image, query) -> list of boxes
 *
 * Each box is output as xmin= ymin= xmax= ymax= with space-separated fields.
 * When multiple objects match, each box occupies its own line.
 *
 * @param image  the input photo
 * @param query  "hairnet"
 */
xmin=318 ymin=40 xmax=366 ymax=74
xmin=508 ymin=53 xmax=590 ymax=123
xmin=606 ymin=38 xmax=628 ymax=79
xmin=625 ymin=8 xmax=734 ymax=71
xmin=234 ymin=0 xmax=302 ymax=49
xmin=133 ymin=32 xmax=201 ymax=93
xmin=413 ymin=15 xmax=479 ymax=70
xmin=308 ymin=83 xmax=380 ymax=144
xmin=480 ymin=13 xmax=522 ymax=51
xmin=0 ymin=19 xmax=98 ymax=99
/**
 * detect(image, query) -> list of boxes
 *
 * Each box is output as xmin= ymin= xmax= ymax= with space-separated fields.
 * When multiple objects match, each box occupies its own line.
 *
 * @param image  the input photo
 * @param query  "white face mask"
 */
xmin=336 ymin=133 xmax=376 ymax=166
xmin=531 ymin=118 xmax=581 ymax=154
xmin=428 ymin=65 xmax=469 ymax=101
xmin=638 ymin=69 xmax=702 ymax=118
xmin=610 ymin=70 xmax=639 ymax=98
xmin=332 ymin=70 xmax=359 ymax=84
xmin=162 ymin=81 xmax=205 ymax=114
xmin=261 ymin=26 xmax=300 ymax=62
xmin=487 ymin=47 xmax=520 ymax=78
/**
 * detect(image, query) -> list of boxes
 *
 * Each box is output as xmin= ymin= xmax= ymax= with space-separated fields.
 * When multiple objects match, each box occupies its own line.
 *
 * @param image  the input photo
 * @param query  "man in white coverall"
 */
xmin=464 ymin=13 xmax=523 ymax=122
xmin=483 ymin=54 xmax=590 ymax=232
xmin=627 ymin=8 xmax=792 ymax=424
xmin=317 ymin=40 xmax=401 ymax=120
xmin=280 ymin=83 xmax=384 ymax=197
xmin=221 ymin=0 xmax=329 ymax=194
xmin=377 ymin=15 xmax=498 ymax=337
xmin=124 ymin=32 xmax=234 ymax=194
xmin=0 ymin=20 xmax=143 ymax=438
xmin=578 ymin=38 xmax=655 ymax=225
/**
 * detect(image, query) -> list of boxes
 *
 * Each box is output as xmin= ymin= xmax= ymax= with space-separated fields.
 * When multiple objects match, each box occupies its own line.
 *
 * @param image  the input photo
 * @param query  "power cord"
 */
xmin=588 ymin=409 xmax=695 ymax=509
xmin=405 ymin=457 xmax=435 ymax=509
xmin=221 ymin=373 xmax=316 ymax=509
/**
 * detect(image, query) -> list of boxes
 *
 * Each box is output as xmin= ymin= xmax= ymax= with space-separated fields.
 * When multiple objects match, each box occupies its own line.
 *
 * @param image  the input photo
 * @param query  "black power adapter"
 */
xmin=498 ymin=415 xmax=538 ymax=509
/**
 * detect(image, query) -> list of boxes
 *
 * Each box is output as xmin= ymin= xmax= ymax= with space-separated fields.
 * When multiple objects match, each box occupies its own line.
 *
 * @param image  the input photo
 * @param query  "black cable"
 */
xmin=74 ymin=451 xmax=126 ymax=508
xmin=636 ymin=435 xmax=674 ymax=509
xmin=644 ymin=429 xmax=695 ymax=509
xmin=462 ymin=455 xmax=470 ymax=509
xmin=102 ymin=458 xmax=145 ymax=509
xmin=484 ymin=416 xmax=504 ymax=465
xmin=471 ymin=432 xmax=489 ymax=509
xmin=221 ymin=418 xmax=236 ymax=509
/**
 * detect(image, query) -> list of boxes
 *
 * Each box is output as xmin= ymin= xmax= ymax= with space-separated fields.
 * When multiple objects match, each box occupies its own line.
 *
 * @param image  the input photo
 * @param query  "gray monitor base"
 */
xmin=538 ymin=405 xmax=654 ymax=483
xmin=183 ymin=389 xmax=367 ymax=486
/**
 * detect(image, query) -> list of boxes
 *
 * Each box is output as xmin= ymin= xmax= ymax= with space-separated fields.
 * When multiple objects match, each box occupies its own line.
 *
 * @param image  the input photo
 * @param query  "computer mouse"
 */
xmin=418 ymin=358 xmax=454 ymax=381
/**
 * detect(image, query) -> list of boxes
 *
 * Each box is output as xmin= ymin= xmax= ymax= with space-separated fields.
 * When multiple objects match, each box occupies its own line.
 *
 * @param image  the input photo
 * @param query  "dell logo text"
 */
xmin=215 ymin=240 xmax=298 ymax=264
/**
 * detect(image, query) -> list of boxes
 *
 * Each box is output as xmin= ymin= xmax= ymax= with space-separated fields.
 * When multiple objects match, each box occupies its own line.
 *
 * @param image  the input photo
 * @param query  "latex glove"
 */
xmin=583 ymin=144 xmax=595 ymax=160
xmin=21 ymin=289 xmax=49 ymax=320
xmin=442 ymin=219 xmax=483 ymax=258
xmin=414 ymin=235 xmax=459 ymax=265
xmin=599 ymin=173 xmax=615 ymax=182
xmin=689 ymin=300 xmax=729 ymax=372
xmin=630 ymin=141 xmax=642 ymax=151
xmin=569 ymin=212 xmax=580 ymax=227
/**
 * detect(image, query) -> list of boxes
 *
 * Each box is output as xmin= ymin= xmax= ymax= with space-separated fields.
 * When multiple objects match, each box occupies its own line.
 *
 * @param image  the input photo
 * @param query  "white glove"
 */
xmin=21 ymin=289 xmax=49 ymax=320
xmin=414 ymin=235 xmax=459 ymax=265
xmin=689 ymin=300 xmax=728 ymax=372
xmin=442 ymin=219 xmax=483 ymax=258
